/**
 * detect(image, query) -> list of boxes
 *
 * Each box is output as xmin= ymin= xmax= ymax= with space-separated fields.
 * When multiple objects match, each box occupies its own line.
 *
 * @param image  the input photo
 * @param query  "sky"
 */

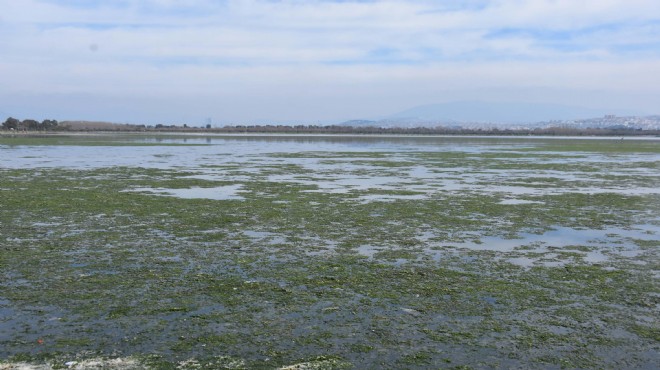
xmin=1 ymin=0 xmax=659 ymax=125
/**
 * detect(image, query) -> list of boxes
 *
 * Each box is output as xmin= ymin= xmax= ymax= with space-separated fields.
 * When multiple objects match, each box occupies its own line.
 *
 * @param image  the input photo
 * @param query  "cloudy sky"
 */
xmin=1 ymin=0 xmax=659 ymax=125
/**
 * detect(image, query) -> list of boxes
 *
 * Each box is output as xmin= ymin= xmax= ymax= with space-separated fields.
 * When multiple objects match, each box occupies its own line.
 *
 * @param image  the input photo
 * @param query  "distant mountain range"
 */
xmin=387 ymin=101 xmax=639 ymax=123
xmin=340 ymin=101 xmax=657 ymax=130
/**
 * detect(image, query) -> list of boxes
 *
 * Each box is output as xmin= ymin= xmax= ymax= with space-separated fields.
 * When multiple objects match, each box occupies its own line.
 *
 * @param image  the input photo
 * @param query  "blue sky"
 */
xmin=1 ymin=0 xmax=659 ymax=124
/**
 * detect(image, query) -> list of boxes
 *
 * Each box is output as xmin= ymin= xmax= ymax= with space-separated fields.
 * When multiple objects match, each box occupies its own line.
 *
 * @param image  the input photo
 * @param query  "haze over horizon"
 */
xmin=1 ymin=0 xmax=659 ymax=125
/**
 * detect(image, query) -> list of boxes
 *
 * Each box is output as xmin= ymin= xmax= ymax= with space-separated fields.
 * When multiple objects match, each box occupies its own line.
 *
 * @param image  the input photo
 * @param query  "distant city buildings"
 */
xmin=356 ymin=115 xmax=660 ymax=131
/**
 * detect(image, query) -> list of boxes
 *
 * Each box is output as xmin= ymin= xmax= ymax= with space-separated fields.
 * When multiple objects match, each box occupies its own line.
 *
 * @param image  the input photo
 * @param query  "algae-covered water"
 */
xmin=0 ymin=134 xmax=658 ymax=369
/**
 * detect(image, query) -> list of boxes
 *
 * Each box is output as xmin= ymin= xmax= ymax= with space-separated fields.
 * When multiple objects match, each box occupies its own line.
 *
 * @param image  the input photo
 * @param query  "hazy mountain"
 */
xmin=387 ymin=101 xmax=639 ymax=123
xmin=339 ymin=119 xmax=379 ymax=127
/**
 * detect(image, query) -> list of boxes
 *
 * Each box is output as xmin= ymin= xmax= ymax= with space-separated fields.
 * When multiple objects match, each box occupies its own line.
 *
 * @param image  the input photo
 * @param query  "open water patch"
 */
xmin=358 ymin=193 xmax=428 ymax=203
xmin=499 ymin=199 xmax=545 ymax=205
xmin=440 ymin=224 xmax=659 ymax=267
xmin=127 ymin=184 xmax=244 ymax=200
xmin=242 ymin=230 xmax=287 ymax=244
xmin=456 ymin=225 xmax=657 ymax=251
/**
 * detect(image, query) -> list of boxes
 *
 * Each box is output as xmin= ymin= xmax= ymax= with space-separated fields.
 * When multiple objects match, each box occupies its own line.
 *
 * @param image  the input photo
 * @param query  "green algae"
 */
xmin=0 ymin=135 xmax=658 ymax=368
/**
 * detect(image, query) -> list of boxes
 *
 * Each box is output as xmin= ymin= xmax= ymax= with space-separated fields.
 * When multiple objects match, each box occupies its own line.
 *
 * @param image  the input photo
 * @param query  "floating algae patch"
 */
xmin=0 ymin=135 xmax=658 ymax=368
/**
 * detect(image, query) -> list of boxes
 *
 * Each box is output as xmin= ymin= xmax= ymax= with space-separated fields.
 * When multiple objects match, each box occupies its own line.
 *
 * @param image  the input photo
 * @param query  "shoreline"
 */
xmin=1 ymin=129 xmax=659 ymax=140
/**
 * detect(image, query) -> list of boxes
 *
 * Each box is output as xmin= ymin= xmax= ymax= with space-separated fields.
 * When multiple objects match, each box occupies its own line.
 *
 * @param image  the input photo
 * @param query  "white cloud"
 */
xmin=0 ymin=0 xmax=659 ymax=123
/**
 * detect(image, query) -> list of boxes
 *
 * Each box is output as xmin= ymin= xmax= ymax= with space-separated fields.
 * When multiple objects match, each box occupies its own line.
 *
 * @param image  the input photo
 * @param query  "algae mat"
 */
xmin=0 ymin=135 xmax=658 ymax=369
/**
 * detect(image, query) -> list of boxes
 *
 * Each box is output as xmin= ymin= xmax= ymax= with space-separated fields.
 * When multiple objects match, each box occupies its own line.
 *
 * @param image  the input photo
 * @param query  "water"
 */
xmin=127 ymin=184 xmax=244 ymax=200
xmin=2 ymin=134 xmax=656 ymax=170
xmin=3 ymin=134 xmax=659 ymax=266
xmin=1 ymin=134 xmax=659 ymax=367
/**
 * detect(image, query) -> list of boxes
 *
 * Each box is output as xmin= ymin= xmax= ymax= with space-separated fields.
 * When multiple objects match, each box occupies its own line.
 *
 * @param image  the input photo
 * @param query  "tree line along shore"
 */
xmin=3 ymin=116 xmax=659 ymax=136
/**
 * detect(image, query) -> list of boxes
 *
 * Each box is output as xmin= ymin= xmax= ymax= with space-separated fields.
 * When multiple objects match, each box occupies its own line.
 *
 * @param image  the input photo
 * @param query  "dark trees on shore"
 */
xmin=2 ymin=117 xmax=58 ymax=131
xmin=2 ymin=117 xmax=20 ymax=130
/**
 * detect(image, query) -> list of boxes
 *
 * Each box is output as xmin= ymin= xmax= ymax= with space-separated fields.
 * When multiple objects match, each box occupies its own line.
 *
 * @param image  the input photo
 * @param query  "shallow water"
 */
xmin=3 ymin=135 xmax=658 ymax=258
xmin=1 ymin=134 xmax=658 ymax=368
xmin=127 ymin=184 xmax=245 ymax=200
